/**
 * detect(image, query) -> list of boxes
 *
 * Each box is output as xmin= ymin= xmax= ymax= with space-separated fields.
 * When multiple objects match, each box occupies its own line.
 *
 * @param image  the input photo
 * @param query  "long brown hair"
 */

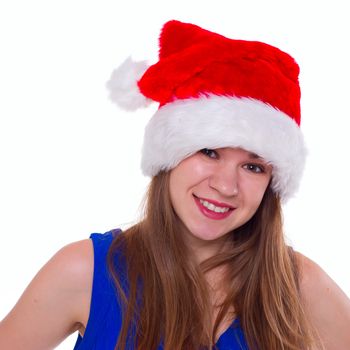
xmin=107 ymin=171 xmax=316 ymax=350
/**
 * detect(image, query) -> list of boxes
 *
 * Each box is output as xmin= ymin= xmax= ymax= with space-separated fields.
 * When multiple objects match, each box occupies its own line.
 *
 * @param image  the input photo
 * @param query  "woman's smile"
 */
xmin=193 ymin=195 xmax=235 ymax=220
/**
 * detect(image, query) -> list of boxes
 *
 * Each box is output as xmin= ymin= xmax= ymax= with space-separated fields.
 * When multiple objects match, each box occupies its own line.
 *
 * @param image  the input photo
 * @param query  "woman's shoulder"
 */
xmin=0 ymin=238 xmax=94 ymax=349
xmin=294 ymin=251 xmax=350 ymax=348
xmin=56 ymin=230 xmax=121 ymax=299
xmin=0 ymin=230 xmax=122 ymax=349
xmin=294 ymin=252 xmax=332 ymax=292
xmin=62 ymin=230 xmax=120 ymax=274
xmin=295 ymin=251 xmax=349 ymax=311
xmin=55 ymin=238 xmax=95 ymax=290
xmin=294 ymin=252 xmax=347 ymax=299
xmin=34 ymin=238 xmax=95 ymax=329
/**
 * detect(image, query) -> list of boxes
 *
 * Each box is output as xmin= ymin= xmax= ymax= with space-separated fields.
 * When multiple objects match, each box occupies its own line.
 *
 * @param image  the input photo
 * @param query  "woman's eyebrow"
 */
xmin=248 ymin=152 xmax=262 ymax=159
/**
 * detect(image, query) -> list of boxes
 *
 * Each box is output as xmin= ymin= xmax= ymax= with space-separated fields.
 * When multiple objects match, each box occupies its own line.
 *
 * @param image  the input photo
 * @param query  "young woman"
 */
xmin=1 ymin=20 xmax=350 ymax=350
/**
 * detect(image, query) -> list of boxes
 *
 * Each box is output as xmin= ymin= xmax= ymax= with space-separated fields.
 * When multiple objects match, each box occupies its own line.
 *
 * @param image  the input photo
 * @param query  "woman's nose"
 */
xmin=208 ymin=164 xmax=239 ymax=197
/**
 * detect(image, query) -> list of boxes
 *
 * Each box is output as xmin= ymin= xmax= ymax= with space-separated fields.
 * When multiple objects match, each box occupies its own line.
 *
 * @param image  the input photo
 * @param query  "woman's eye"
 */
xmin=243 ymin=163 xmax=265 ymax=174
xmin=200 ymin=148 xmax=218 ymax=159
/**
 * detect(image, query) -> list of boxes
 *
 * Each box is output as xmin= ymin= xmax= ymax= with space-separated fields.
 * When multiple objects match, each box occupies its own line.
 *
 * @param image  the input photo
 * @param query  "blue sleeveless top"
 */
xmin=73 ymin=231 xmax=249 ymax=349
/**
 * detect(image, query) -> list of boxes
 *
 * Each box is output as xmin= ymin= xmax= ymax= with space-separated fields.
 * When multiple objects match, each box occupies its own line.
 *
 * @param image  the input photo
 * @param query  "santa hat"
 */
xmin=107 ymin=20 xmax=306 ymax=202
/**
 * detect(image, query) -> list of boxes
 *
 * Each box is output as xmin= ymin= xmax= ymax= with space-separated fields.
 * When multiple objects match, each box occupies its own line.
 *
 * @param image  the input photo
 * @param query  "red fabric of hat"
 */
xmin=138 ymin=20 xmax=301 ymax=125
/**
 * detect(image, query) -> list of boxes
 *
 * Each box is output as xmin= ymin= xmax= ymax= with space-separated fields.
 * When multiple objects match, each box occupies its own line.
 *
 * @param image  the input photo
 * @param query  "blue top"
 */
xmin=73 ymin=231 xmax=249 ymax=349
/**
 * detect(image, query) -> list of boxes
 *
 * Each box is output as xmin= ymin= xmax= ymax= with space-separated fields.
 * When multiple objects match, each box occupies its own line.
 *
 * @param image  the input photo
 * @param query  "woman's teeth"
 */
xmin=199 ymin=199 xmax=230 ymax=213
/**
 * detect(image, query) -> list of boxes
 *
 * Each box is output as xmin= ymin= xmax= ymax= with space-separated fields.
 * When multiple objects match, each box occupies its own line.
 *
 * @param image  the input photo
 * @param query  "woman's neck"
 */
xmin=182 ymin=229 xmax=233 ymax=265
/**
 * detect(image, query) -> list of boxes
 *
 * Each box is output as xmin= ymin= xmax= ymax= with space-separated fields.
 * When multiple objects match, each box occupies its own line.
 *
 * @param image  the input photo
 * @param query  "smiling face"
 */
xmin=169 ymin=147 xmax=272 ymax=253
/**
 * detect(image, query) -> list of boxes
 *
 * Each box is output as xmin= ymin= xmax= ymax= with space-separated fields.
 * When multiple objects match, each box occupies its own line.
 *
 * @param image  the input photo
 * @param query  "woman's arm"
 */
xmin=298 ymin=253 xmax=350 ymax=350
xmin=0 ymin=239 xmax=93 ymax=350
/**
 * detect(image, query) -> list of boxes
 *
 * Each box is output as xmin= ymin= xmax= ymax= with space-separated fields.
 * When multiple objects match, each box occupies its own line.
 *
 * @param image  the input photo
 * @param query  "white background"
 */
xmin=0 ymin=1 xmax=349 ymax=349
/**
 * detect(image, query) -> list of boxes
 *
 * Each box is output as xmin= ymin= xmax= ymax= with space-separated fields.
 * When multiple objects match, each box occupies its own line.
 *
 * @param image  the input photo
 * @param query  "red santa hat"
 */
xmin=107 ymin=20 xmax=306 ymax=202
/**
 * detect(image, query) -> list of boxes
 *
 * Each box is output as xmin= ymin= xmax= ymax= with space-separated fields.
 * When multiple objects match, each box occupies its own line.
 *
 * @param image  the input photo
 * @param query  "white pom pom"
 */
xmin=106 ymin=57 xmax=152 ymax=111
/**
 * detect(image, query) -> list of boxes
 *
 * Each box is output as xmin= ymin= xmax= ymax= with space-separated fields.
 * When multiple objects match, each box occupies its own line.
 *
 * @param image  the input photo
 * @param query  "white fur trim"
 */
xmin=141 ymin=95 xmax=306 ymax=202
xmin=106 ymin=57 xmax=152 ymax=111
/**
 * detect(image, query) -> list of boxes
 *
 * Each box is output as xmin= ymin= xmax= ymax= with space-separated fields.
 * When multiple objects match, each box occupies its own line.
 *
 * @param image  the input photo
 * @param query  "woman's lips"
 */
xmin=193 ymin=195 xmax=235 ymax=220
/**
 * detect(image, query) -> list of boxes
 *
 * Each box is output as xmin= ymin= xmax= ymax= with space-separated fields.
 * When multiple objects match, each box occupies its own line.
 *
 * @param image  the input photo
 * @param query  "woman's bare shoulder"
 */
xmin=54 ymin=239 xmax=94 ymax=283
xmin=0 ymin=239 xmax=94 ymax=350
xmin=294 ymin=252 xmax=331 ymax=290
xmin=295 ymin=251 xmax=350 ymax=349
